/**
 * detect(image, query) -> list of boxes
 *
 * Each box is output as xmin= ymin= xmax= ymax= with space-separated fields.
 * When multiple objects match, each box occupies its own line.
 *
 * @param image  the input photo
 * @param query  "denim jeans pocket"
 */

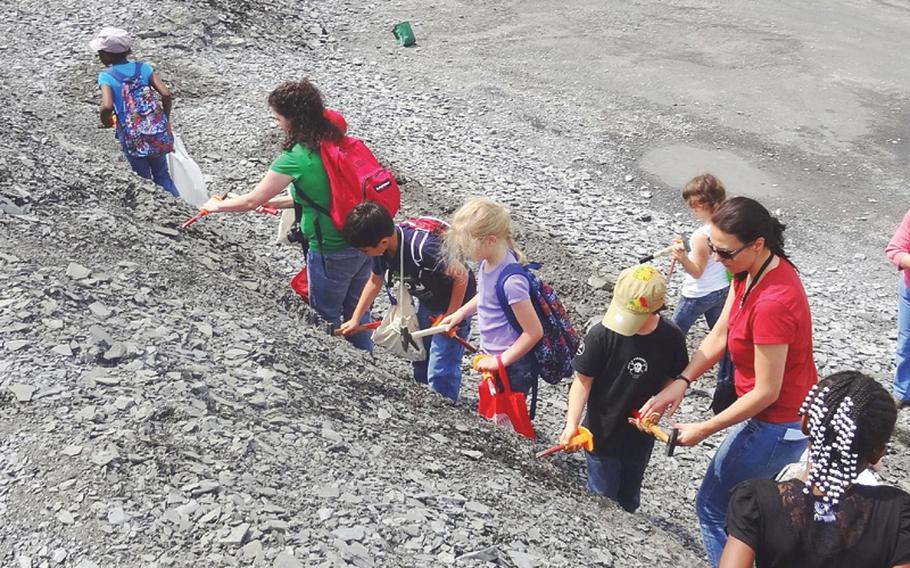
xmin=766 ymin=428 xmax=808 ymax=470
xmin=719 ymin=420 xmax=760 ymax=468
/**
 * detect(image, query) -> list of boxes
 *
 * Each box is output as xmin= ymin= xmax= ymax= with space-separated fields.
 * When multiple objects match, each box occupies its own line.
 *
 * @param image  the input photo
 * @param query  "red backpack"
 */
xmin=293 ymin=111 xmax=401 ymax=255
xmin=320 ymin=136 xmax=400 ymax=231
xmin=399 ymin=216 xmax=448 ymax=236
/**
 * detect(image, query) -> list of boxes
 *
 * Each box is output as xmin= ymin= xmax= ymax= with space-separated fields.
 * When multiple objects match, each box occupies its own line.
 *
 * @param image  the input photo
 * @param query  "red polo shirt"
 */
xmin=727 ymin=259 xmax=817 ymax=423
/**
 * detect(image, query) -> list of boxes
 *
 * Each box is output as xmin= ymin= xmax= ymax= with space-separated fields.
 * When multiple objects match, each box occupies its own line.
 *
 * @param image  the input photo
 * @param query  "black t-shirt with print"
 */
xmin=571 ymin=319 xmax=688 ymax=457
xmin=372 ymin=226 xmax=477 ymax=314
xmin=727 ymin=478 xmax=910 ymax=568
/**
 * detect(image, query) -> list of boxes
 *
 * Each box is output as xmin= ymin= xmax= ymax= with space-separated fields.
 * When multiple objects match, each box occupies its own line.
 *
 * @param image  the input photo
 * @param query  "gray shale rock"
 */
xmin=65 ymin=263 xmax=91 ymax=280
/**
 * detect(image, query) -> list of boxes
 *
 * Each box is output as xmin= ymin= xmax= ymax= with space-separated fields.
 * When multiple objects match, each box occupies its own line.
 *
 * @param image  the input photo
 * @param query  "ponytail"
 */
xmin=767 ymin=215 xmax=787 ymax=261
xmin=506 ymin=235 xmax=527 ymax=265
xmin=712 ymin=196 xmax=791 ymax=263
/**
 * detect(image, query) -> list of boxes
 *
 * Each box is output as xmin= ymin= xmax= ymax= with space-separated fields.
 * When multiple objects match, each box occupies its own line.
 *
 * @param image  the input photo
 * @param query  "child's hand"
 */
xmin=670 ymin=242 xmax=687 ymax=262
xmin=474 ymin=355 xmax=498 ymax=372
xmin=558 ymin=424 xmax=579 ymax=449
xmin=337 ymin=318 xmax=360 ymax=336
xmin=200 ymin=196 xmax=223 ymax=214
xmin=439 ymin=311 xmax=463 ymax=332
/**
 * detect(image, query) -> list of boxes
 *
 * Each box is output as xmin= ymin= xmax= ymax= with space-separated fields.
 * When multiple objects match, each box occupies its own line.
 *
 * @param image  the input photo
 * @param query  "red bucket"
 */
xmin=475 ymin=356 xmax=535 ymax=440
xmin=290 ymin=266 xmax=309 ymax=303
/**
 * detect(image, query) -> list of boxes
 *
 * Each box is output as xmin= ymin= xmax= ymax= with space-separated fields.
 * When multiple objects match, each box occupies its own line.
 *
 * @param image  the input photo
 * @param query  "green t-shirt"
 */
xmin=269 ymin=143 xmax=347 ymax=252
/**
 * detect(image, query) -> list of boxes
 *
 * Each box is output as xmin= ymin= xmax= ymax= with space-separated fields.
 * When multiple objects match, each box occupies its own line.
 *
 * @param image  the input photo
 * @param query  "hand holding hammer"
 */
xmin=630 ymin=409 xmax=680 ymax=456
xmin=638 ymin=234 xmax=688 ymax=265
xmin=325 ymin=320 xmax=381 ymax=336
xmin=666 ymin=235 xmax=689 ymax=282
xmin=401 ymin=317 xmax=477 ymax=354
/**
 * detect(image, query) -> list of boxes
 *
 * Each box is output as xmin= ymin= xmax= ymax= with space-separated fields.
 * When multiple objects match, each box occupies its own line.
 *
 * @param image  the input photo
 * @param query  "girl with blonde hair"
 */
xmin=441 ymin=198 xmax=544 ymax=413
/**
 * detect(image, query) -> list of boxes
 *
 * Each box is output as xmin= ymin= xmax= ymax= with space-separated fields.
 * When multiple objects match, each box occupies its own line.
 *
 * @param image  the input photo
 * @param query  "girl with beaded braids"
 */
xmin=638 ymin=197 xmax=817 ymax=566
xmin=199 ymin=79 xmax=375 ymax=352
xmin=720 ymin=371 xmax=909 ymax=568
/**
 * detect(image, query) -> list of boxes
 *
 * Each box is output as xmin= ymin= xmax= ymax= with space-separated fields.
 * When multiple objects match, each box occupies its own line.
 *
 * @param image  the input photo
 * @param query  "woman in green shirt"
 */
xmin=200 ymin=80 xmax=373 ymax=351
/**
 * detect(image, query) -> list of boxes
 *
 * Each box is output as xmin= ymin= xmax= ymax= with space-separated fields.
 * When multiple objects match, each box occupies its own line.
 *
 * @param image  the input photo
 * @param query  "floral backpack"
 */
xmin=106 ymin=62 xmax=174 ymax=157
xmin=495 ymin=261 xmax=580 ymax=384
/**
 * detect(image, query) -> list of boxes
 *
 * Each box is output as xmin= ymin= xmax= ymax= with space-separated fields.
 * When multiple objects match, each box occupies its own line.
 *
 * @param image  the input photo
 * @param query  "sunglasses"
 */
xmin=707 ymin=239 xmax=754 ymax=260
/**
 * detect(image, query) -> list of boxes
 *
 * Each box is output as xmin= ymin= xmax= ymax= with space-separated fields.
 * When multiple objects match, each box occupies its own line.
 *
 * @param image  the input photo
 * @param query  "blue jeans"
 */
xmin=124 ymin=152 xmax=179 ymax=197
xmin=307 ymin=247 xmax=373 ymax=352
xmin=585 ymin=440 xmax=654 ymax=513
xmin=414 ymin=303 xmax=472 ymax=402
xmin=696 ymin=418 xmax=808 ymax=567
xmin=896 ymin=279 xmax=910 ymax=402
xmin=673 ymin=288 xmax=733 ymax=394
xmin=672 ymin=287 xmax=727 ymax=334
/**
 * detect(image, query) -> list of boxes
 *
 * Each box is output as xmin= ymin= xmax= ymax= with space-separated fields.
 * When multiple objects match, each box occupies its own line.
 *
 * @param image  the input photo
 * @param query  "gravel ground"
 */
xmin=2 ymin=0 xmax=909 ymax=567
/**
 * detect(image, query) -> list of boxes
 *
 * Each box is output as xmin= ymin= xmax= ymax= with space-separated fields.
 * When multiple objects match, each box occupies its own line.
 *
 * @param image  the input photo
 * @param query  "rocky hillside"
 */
xmin=1 ymin=0 xmax=908 ymax=567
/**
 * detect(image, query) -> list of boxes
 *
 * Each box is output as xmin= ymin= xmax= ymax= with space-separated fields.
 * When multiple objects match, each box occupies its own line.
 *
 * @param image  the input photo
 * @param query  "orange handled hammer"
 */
xmin=536 ymin=426 xmax=594 ymax=458
xmin=630 ymin=409 xmax=680 ymax=456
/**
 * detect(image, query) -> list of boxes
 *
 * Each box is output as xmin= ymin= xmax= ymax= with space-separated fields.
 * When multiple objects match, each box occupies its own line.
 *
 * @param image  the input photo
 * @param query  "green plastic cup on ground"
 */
xmin=393 ymin=21 xmax=416 ymax=47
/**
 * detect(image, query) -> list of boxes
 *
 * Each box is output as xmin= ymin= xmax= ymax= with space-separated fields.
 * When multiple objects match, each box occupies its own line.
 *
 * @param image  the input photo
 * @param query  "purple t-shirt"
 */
xmin=477 ymin=252 xmax=530 ymax=356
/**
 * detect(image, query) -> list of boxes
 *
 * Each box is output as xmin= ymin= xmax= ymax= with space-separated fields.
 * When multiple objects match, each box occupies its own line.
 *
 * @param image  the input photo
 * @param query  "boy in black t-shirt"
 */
xmin=560 ymin=264 xmax=688 ymax=512
xmin=341 ymin=202 xmax=477 ymax=401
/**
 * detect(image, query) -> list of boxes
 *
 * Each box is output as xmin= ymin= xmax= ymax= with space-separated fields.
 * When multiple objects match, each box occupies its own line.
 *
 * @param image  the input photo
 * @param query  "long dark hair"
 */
xmin=267 ymin=79 xmax=342 ymax=152
xmin=711 ymin=196 xmax=789 ymax=267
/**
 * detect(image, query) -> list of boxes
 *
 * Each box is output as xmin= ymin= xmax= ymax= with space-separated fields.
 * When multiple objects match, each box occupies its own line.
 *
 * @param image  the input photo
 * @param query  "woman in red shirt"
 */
xmin=640 ymin=197 xmax=817 ymax=567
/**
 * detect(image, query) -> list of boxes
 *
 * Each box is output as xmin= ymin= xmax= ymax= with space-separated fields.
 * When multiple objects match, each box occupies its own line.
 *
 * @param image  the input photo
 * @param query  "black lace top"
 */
xmin=726 ymin=478 xmax=910 ymax=567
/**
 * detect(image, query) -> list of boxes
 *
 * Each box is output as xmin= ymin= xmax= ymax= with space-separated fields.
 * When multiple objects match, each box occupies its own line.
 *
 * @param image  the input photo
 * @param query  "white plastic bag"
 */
xmin=372 ymin=284 xmax=427 ymax=361
xmin=274 ymin=198 xmax=295 ymax=245
xmin=167 ymin=133 xmax=208 ymax=207
xmin=371 ymin=228 xmax=427 ymax=361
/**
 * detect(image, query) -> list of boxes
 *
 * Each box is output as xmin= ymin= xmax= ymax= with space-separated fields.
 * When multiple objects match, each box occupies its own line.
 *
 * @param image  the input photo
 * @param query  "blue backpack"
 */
xmin=106 ymin=62 xmax=174 ymax=158
xmin=495 ymin=262 xmax=581 ymax=385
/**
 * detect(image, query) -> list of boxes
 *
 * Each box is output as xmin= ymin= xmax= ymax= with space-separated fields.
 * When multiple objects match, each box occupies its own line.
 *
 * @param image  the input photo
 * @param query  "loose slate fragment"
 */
xmin=9 ymin=383 xmax=36 ymax=402
xmin=273 ymin=551 xmax=303 ymax=568
xmin=6 ymin=340 xmax=29 ymax=352
xmin=57 ymin=511 xmax=75 ymax=525
xmin=221 ymin=522 xmax=250 ymax=545
xmin=65 ymin=263 xmax=91 ymax=280
xmin=90 ymin=446 xmax=120 ymax=467
xmin=88 ymin=302 xmax=112 ymax=320
xmin=61 ymin=445 xmax=83 ymax=457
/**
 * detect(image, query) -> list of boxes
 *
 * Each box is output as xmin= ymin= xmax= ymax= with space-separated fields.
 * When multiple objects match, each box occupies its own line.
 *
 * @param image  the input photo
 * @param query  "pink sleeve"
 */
xmin=886 ymin=209 xmax=910 ymax=271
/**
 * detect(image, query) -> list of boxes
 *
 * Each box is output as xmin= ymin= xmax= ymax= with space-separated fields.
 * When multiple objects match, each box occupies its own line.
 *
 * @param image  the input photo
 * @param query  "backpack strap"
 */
xmin=494 ymin=262 xmax=532 ymax=334
xmin=398 ymin=225 xmax=406 ymax=313
xmin=409 ymin=228 xmax=430 ymax=266
xmin=382 ymin=226 xmax=406 ymax=306
xmin=291 ymin=200 xmax=307 ymax=251
xmin=105 ymin=62 xmax=143 ymax=84
xmin=292 ymin=188 xmax=332 ymax=272
xmin=494 ymin=262 xmax=542 ymax=419
xmin=105 ymin=65 xmax=128 ymax=83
